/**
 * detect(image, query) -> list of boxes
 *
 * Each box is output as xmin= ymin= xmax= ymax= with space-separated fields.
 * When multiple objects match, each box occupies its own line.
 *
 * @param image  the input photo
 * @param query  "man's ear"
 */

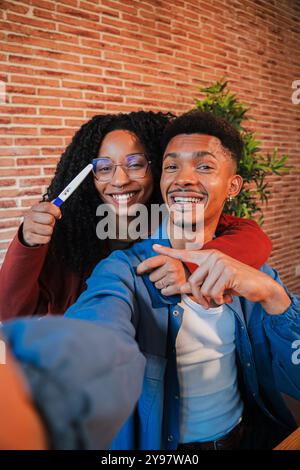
xmin=228 ymin=174 xmax=243 ymax=198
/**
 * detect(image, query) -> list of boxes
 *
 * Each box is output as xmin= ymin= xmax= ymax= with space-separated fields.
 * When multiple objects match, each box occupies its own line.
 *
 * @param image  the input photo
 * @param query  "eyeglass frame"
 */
xmin=91 ymin=153 xmax=152 ymax=182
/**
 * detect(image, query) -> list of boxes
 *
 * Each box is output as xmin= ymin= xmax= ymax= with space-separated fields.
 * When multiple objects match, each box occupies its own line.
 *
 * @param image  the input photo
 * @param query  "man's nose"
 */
xmin=174 ymin=166 xmax=199 ymax=186
xmin=111 ymin=165 xmax=131 ymax=187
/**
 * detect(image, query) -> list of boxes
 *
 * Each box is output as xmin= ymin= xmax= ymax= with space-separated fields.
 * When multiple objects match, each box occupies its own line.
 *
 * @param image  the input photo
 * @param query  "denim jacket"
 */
xmin=65 ymin=225 xmax=300 ymax=450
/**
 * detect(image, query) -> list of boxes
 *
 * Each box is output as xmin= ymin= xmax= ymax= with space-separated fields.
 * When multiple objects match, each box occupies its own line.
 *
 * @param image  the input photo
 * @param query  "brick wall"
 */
xmin=0 ymin=0 xmax=299 ymax=292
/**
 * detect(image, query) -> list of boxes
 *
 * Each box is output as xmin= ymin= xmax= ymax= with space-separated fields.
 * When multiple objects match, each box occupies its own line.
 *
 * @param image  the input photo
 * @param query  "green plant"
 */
xmin=194 ymin=79 xmax=289 ymax=224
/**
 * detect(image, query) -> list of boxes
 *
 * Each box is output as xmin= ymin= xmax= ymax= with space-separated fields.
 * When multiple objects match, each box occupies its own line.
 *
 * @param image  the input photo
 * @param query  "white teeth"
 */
xmin=173 ymin=196 xmax=204 ymax=203
xmin=112 ymin=192 xmax=135 ymax=201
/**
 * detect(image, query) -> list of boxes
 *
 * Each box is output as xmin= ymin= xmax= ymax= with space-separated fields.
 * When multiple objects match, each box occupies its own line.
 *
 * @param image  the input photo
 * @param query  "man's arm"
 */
xmin=137 ymin=215 xmax=272 ymax=297
xmin=151 ymin=244 xmax=291 ymax=311
xmin=65 ymin=250 xmax=138 ymax=335
xmin=2 ymin=315 xmax=145 ymax=450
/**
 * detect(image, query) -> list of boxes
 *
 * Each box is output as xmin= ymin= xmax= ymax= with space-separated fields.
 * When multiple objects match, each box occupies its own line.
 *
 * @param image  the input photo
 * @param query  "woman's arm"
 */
xmin=0 ymin=202 xmax=63 ymax=320
xmin=185 ymin=213 xmax=272 ymax=273
xmin=0 ymin=225 xmax=50 ymax=320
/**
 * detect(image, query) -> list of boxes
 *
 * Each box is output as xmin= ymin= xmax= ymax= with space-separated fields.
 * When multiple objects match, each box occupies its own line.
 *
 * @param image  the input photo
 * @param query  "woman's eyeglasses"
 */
xmin=92 ymin=153 xmax=151 ymax=182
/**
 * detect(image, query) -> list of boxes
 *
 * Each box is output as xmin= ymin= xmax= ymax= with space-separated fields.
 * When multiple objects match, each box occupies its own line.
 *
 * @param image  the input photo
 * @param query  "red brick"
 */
xmin=0 ymin=209 xmax=25 ymax=217
xmin=40 ymin=127 xmax=76 ymax=136
xmin=21 ymin=197 xmax=41 ymax=207
xmin=0 ymin=1 xmax=29 ymax=15
xmin=0 ymin=158 xmax=15 ymax=167
xmin=1 ymin=106 xmax=37 ymax=115
xmin=0 ymin=168 xmax=41 ymax=177
xmin=58 ymin=23 xmax=101 ymax=40
xmin=39 ymin=108 xmax=84 ymax=117
xmin=0 ymin=127 xmax=38 ymax=135
xmin=12 ymin=117 xmax=62 ymax=126
xmin=11 ymin=96 xmax=61 ymax=107
xmin=19 ymin=177 xmax=52 ymax=187
xmin=0 ymin=147 xmax=40 ymax=157
xmin=40 ymin=147 xmax=65 ymax=156
xmin=0 ymin=200 xmax=16 ymax=209
xmin=15 ymin=137 xmax=64 ymax=146
xmin=6 ymin=12 xmax=56 ymax=31
xmin=56 ymin=4 xmax=100 ymax=22
xmin=37 ymin=88 xmax=83 ymax=99
xmin=0 ymin=218 xmax=19 ymax=228
xmin=17 ymin=188 xmax=44 ymax=197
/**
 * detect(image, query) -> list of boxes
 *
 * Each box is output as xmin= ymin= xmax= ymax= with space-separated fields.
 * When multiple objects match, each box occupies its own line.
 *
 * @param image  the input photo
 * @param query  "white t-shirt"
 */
xmin=176 ymin=294 xmax=244 ymax=443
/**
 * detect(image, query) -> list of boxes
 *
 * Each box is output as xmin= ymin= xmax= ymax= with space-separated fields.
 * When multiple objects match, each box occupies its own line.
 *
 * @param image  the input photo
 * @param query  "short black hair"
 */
xmin=161 ymin=110 xmax=243 ymax=166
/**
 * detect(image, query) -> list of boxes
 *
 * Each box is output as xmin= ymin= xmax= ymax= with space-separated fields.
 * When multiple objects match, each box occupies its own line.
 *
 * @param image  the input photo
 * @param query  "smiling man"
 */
xmin=160 ymin=113 xmax=243 ymax=250
xmin=65 ymin=111 xmax=300 ymax=450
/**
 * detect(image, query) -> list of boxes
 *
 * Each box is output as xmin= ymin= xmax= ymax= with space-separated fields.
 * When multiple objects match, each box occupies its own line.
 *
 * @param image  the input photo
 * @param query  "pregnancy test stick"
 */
xmin=52 ymin=163 xmax=93 ymax=207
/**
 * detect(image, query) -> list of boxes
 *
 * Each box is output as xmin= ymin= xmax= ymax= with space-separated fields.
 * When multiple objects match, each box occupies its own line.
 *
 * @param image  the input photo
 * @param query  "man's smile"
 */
xmin=168 ymin=190 xmax=208 ymax=210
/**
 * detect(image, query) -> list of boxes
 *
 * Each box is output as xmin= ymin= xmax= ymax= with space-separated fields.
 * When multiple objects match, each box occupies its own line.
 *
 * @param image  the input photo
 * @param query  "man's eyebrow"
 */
xmin=163 ymin=152 xmax=178 ymax=160
xmin=163 ymin=151 xmax=217 ymax=160
xmin=193 ymin=151 xmax=217 ymax=159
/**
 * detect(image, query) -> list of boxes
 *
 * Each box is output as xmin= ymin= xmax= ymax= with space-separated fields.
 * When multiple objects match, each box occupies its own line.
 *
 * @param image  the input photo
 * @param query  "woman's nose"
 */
xmin=111 ymin=165 xmax=131 ymax=187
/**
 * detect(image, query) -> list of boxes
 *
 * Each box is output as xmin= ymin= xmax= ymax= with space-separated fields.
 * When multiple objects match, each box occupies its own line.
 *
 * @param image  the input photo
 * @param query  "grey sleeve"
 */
xmin=2 ymin=316 xmax=145 ymax=449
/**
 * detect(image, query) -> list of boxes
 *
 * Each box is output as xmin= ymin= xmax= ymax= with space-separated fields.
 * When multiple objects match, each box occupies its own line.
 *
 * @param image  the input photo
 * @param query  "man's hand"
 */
xmin=136 ymin=254 xmax=188 ymax=296
xmin=0 ymin=347 xmax=47 ymax=449
xmin=152 ymin=244 xmax=291 ymax=315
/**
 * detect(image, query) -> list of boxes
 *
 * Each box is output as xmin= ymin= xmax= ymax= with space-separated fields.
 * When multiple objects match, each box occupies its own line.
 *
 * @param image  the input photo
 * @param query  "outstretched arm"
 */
xmin=2 ymin=316 xmax=145 ymax=450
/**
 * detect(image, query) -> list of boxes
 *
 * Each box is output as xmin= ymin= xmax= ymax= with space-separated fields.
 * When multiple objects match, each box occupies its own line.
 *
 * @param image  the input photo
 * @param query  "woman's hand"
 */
xmin=22 ymin=202 xmax=62 ymax=247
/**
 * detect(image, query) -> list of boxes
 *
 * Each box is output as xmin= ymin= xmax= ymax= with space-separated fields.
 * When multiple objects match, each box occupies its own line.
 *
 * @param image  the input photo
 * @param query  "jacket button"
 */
xmin=173 ymin=310 xmax=179 ymax=317
xmin=168 ymin=435 xmax=174 ymax=442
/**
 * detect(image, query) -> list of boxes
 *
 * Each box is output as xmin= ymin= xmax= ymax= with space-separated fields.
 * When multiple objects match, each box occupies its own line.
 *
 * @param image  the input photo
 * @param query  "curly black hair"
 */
xmin=161 ymin=110 xmax=244 ymax=165
xmin=43 ymin=111 xmax=173 ymax=277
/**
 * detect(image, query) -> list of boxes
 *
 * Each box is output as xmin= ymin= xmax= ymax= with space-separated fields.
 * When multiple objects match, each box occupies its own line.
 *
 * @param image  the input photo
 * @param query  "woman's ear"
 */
xmin=228 ymin=174 xmax=243 ymax=198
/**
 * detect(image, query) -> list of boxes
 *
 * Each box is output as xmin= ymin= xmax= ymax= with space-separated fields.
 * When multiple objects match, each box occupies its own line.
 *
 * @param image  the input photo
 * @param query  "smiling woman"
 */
xmin=92 ymin=129 xmax=154 ymax=215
